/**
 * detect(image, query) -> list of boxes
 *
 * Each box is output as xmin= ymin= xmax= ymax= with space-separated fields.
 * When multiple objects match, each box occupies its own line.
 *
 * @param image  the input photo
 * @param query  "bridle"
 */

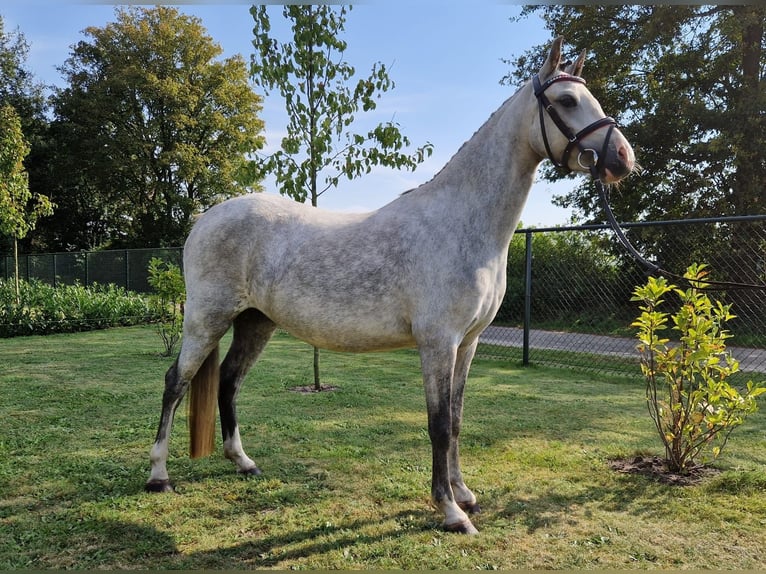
xmin=533 ymin=73 xmax=616 ymax=179
xmin=533 ymin=72 xmax=766 ymax=291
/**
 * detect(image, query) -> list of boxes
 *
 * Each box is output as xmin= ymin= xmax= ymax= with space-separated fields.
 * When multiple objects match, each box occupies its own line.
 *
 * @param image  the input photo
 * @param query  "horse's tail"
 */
xmin=188 ymin=345 xmax=220 ymax=459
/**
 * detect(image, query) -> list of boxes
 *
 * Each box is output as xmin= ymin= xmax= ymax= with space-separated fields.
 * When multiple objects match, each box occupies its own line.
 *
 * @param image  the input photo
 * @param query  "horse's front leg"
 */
xmin=450 ymin=339 xmax=480 ymax=514
xmin=419 ymin=342 xmax=479 ymax=535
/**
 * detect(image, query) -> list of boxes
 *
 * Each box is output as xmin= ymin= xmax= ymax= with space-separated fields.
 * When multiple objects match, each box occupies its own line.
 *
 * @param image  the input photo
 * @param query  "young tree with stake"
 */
xmin=0 ymin=104 xmax=53 ymax=303
xmin=250 ymin=5 xmax=433 ymax=390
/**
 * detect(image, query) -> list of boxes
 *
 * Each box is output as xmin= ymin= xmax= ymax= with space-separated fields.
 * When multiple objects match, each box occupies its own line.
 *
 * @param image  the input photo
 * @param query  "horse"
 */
xmin=145 ymin=37 xmax=635 ymax=535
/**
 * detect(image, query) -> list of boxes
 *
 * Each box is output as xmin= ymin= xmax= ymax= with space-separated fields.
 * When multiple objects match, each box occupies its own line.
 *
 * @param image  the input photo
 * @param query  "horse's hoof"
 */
xmin=145 ymin=479 xmax=175 ymax=493
xmin=238 ymin=466 xmax=262 ymax=477
xmin=445 ymin=519 xmax=479 ymax=535
xmin=458 ymin=501 xmax=482 ymax=514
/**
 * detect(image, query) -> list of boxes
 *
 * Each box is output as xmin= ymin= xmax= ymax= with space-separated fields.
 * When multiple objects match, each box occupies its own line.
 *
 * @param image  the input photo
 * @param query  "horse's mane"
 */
xmin=400 ymin=87 xmax=525 ymax=196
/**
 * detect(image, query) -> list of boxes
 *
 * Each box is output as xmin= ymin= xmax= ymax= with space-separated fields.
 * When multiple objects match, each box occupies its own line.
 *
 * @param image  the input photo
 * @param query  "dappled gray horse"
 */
xmin=146 ymin=37 xmax=635 ymax=534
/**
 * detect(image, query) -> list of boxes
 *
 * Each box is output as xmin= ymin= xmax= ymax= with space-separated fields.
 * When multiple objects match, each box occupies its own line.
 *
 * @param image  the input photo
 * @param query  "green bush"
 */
xmin=631 ymin=263 xmax=766 ymax=472
xmin=147 ymin=257 xmax=185 ymax=356
xmin=0 ymin=278 xmax=153 ymax=337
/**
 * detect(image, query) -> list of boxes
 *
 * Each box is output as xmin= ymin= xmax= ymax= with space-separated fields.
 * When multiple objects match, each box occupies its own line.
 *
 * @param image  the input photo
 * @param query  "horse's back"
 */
xmin=183 ymin=193 xmax=418 ymax=351
xmin=185 ymin=193 xmax=366 ymax=276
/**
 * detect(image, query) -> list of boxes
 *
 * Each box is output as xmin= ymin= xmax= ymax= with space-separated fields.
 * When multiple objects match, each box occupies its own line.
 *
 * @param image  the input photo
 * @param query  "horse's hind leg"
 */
xmin=219 ymin=309 xmax=276 ymax=475
xmin=146 ymin=312 xmax=230 ymax=492
xmin=146 ymin=356 xmax=190 ymax=492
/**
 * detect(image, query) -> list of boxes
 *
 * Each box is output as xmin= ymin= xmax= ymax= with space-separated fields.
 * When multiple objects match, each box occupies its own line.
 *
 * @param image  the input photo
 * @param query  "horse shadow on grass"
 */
xmin=2 ymin=510 xmax=180 ymax=569
xmin=185 ymin=509 xmax=437 ymax=568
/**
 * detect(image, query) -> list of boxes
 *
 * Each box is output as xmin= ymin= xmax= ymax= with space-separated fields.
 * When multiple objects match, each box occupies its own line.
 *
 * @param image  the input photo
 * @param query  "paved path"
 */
xmin=480 ymin=326 xmax=766 ymax=374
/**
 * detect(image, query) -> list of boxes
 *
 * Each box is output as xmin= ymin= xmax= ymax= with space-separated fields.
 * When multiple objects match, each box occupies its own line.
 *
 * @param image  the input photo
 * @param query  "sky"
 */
xmin=1 ymin=1 xmax=582 ymax=227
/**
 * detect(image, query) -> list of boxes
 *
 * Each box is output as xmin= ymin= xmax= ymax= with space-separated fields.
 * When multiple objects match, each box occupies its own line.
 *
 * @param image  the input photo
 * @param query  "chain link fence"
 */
xmin=1 ymin=247 xmax=183 ymax=294
xmin=3 ymin=216 xmax=765 ymax=376
xmin=481 ymin=215 xmax=766 ymax=377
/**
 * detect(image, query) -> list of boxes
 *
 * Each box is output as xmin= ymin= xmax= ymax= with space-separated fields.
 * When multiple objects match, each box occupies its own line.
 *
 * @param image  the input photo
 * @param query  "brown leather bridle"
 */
xmin=533 ymin=74 xmax=766 ymax=290
xmin=533 ymin=73 xmax=617 ymax=179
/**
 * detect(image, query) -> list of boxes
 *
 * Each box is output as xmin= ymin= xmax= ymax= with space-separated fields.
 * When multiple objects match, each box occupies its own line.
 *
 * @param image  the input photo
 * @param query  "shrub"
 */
xmin=0 ymin=278 xmax=153 ymax=337
xmin=631 ymin=263 xmax=766 ymax=472
xmin=147 ymin=257 xmax=185 ymax=356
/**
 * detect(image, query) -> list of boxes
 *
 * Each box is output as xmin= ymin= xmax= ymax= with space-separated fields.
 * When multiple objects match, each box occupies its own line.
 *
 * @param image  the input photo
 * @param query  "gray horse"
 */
xmin=146 ymin=37 xmax=635 ymax=534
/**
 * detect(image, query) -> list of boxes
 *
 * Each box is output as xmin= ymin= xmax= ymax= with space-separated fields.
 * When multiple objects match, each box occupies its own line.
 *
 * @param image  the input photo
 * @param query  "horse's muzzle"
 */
xmin=599 ymin=133 xmax=635 ymax=184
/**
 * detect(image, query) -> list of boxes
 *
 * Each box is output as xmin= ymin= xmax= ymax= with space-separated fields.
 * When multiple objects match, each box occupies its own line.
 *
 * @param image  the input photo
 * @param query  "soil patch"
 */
xmin=609 ymin=455 xmax=720 ymax=486
xmin=290 ymin=384 xmax=340 ymax=394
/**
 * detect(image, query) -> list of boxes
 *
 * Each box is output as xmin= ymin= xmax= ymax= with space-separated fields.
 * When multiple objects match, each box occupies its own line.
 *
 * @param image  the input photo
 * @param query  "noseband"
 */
xmin=534 ymin=74 xmax=766 ymax=291
xmin=533 ymin=73 xmax=617 ymax=178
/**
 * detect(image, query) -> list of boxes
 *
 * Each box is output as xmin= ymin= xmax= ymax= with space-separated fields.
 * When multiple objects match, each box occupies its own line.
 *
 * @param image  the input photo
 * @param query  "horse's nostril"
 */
xmin=616 ymin=144 xmax=635 ymax=170
xmin=617 ymin=145 xmax=627 ymax=160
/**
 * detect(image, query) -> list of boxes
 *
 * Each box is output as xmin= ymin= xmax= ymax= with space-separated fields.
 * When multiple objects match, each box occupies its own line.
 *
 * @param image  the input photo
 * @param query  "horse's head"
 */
xmin=528 ymin=36 xmax=635 ymax=184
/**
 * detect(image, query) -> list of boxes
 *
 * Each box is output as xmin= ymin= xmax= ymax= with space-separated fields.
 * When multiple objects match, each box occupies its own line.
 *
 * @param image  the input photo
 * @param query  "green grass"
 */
xmin=2 ymin=326 xmax=766 ymax=569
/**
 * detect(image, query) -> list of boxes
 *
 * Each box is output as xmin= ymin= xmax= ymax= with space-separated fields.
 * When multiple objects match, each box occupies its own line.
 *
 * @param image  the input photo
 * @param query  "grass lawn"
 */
xmin=2 ymin=325 xmax=766 ymax=569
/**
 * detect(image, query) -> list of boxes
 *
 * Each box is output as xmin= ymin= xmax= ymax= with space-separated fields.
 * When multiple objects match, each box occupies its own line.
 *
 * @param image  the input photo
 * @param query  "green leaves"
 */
xmin=0 ymin=103 xmax=52 ymax=240
xmin=147 ymin=257 xmax=185 ymax=356
xmin=250 ymin=5 xmax=433 ymax=206
xmin=0 ymin=279 xmax=150 ymax=337
xmin=632 ymin=263 xmax=765 ymax=472
xmin=51 ymin=6 xmax=266 ymax=248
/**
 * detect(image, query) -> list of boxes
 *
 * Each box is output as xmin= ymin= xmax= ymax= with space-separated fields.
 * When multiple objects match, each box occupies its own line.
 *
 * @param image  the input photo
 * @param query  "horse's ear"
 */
xmin=538 ymin=36 xmax=564 ymax=79
xmin=565 ymin=49 xmax=587 ymax=77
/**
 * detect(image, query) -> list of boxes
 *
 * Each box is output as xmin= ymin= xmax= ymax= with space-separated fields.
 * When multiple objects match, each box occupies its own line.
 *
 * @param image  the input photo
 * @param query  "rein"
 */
xmin=534 ymin=73 xmax=766 ymax=292
xmin=595 ymin=180 xmax=766 ymax=291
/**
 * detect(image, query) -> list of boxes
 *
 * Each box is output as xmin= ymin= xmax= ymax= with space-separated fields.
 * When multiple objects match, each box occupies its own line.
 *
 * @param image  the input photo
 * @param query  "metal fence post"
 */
xmin=523 ymin=230 xmax=532 ymax=366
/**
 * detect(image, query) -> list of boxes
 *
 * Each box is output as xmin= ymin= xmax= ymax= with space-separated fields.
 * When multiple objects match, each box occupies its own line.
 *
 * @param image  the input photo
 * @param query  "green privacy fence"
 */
xmin=2 ymin=247 xmax=183 ymax=294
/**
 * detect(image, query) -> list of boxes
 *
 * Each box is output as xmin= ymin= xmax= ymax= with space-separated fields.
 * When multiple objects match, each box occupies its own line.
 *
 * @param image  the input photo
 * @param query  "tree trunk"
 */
xmin=313 ymin=346 xmax=321 ymax=390
xmin=308 ymin=34 xmax=323 ymax=392
xmin=727 ymin=6 xmax=764 ymax=303
xmin=731 ymin=6 xmax=764 ymax=216
xmin=13 ymin=238 xmax=20 ymax=305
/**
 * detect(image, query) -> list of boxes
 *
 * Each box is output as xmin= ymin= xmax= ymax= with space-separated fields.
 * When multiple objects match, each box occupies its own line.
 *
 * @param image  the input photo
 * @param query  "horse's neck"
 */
xmin=424 ymin=84 xmax=540 ymax=246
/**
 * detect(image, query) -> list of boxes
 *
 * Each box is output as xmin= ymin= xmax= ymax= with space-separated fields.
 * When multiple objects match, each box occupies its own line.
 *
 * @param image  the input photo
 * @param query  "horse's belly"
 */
xmin=277 ymin=314 xmax=417 ymax=353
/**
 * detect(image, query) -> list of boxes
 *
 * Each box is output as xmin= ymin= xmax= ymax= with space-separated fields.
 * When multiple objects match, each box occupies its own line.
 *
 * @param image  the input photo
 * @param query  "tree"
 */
xmin=47 ymin=6 xmax=266 ymax=249
xmin=0 ymin=16 xmax=47 ymax=138
xmin=251 ymin=5 xmax=433 ymax=390
xmin=505 ymin=6 xmax=765 ymax=287
xmin=505 ymin=6 xmax=765 ymax=223
xmin=0 ymin=104 xmax=53 ymax=303
xmin=0 ymin=16 xmax=49 ymax=254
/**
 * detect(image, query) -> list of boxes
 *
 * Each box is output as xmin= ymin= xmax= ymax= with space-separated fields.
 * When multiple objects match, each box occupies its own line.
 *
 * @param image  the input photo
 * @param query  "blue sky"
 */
xmin=1 ymin=1 xmax=580 ymax=226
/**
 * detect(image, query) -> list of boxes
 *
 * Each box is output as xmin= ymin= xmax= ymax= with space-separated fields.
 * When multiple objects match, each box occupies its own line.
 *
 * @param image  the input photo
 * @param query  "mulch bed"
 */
xmin=609 ymin=455 xmax=720 ymax=486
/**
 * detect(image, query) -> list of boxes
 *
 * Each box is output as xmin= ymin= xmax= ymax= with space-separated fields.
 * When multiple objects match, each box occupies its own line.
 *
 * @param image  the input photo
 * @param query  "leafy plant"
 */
xmin=0 ymin=278 xmax=151 ymax=337
xmin=147 ymin=257 xmax=185 ymax=356
xmin=631 ymin=263 xmax=766 ymax=472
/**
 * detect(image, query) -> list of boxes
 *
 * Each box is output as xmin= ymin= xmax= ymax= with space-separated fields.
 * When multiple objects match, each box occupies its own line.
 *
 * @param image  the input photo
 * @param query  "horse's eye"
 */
xmin=558 ymin=95 xmax=577 ymax=108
